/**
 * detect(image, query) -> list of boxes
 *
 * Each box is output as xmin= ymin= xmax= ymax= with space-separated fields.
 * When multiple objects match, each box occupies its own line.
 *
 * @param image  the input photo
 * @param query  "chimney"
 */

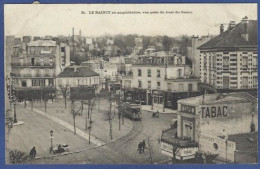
xmin=228 ymin=21 xmax=236 ymax=30
xmin=220 ymin=24 xmax=224 ymax=34
xmin=241 ymin=16 xmax=249 ymax=41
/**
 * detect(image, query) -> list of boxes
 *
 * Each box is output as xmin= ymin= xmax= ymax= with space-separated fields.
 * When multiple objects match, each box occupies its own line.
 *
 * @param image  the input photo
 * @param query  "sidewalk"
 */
xmin=33 ymin=99 xmax=133 ymax=144
xmin=141 ymin=105 xmax=177 ymax=114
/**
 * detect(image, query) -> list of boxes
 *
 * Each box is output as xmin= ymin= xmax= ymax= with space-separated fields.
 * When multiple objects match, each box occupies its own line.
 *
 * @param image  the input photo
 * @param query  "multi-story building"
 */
xmin=81 ymin=59 xmax=117 ymax=90
xmin=122 ymin=51 xmax=201 ymax=111
xmin=10 ymin=38 xmax=70 ymax=97
xmin=190 ymin=35 xmax=211 ymax=77
xmin=198 ymin=17 xmax=257 ymax=94
xmin=56 ymin=66 xmax=99 ymax=88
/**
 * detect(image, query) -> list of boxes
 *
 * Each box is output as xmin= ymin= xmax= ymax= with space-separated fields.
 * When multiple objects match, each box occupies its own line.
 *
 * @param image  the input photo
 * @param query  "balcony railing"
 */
xmin=11 ymin=63 xmax=55 ymax=67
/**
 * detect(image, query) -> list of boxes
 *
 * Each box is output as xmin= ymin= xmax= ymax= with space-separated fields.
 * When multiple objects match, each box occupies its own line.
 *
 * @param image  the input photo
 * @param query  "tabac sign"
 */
xmin=201 ymin=105 xmax=228 ymax=119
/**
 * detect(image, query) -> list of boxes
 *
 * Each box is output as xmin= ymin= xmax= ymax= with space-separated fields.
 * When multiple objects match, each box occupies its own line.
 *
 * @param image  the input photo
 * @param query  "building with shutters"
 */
xmin=198 ymin=17 xmax=257 ymax=94
xmin=10 ymin=38 xmax=70 ymax=98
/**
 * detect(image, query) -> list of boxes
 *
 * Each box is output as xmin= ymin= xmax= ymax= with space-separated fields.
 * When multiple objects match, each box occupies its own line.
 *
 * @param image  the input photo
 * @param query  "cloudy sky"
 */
xmin=4 ymin=3 xmax=257 ymax=37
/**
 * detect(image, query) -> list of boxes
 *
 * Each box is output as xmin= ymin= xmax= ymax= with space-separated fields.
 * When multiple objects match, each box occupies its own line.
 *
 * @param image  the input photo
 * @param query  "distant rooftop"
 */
xmin=27 ymin=39 xmax=56 ymax=47
xmin=57 ymin=66 xmax=99 ymax=78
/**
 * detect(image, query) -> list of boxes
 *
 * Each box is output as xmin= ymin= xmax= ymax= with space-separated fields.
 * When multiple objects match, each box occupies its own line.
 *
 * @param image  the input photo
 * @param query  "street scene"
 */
xmin=4 ymin=3 xmax=258 ymax=164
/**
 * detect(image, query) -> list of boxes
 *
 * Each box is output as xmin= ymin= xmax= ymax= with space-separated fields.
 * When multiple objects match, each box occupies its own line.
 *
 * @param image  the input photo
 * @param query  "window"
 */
xmin=61 ymin=47 xmax=65 ymax=52
xmin=22 ymin=81 xmax=27 ymax=87
xmin=242 ymin=57 xmax=248 ymax=68
xmin=30 ymin=47 xmax=35 ymax=55
xmin=157 ymin=70 xmax=161 ymax=78
xmin=177 ymin=69 xmax=182 ymax=77
xmin=147 ymin=81 xmax=151 ymax=89
xmin=147 ymin=69 xmax=151 ymax=77
xmin=48 ymin=79 xmax=54 ymax=86
xmin=177 ymin=58 xmax=182 ymax=64
xmin=223 ymin=57 xmax=229 ymax=69
xmin=31 ymin=58 xmax=35 ymax=66
xmin=138 ymin=80 xmax=142 ymax=88
xmin=157 ymin=82 xmax=161 ymax=89
xmin=188 ymin=84 xmax=192 ymax=91
xmin=167 ymin=83 xmax=172 ymax=91
xmin=242 ymin=77 xmax=248 ymax=88
xmin=32 ymin=79 xmax=45 ymax=86
xmin=179 ymin=84 xmax=184 ymax=91
xmin=253 ymin=76 xmax=257 ymax=87
xmin=49 ymin=58 xmax=53 ymax=65
xmin=253 ymin=57 xmax=257 ymax=67
xmin=138 ymin=69 xmax=142 ymax=76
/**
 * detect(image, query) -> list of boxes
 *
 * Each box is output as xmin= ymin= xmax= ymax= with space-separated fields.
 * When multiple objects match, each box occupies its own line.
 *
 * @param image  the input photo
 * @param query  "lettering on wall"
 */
xmin=181 ymin=105 xmax=196 ymax=114
xmin=201 ymin=105 xmax=228 ymax=118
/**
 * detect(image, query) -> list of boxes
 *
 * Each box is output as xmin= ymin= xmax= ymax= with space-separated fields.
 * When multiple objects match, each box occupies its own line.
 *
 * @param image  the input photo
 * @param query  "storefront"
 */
xmin=161 ymin=92 xmax=257 ymax=163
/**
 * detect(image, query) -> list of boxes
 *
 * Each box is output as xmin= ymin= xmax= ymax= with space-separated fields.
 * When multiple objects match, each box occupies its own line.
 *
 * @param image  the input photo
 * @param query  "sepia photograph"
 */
xmin=4 ymin=3 xmax=258 ymax=165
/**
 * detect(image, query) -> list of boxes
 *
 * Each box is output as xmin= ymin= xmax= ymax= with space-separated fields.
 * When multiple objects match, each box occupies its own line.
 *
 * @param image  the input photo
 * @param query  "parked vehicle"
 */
xmin=122 ymin=102 xmax=142 ymax=120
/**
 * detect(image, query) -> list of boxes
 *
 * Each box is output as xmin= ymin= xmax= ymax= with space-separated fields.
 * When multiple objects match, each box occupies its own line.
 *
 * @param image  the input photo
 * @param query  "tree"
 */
xmin=9 ymin=150 xmax=29 ymax=164
xmin=60 ymin=85 xmax=70 ymax=109
xmin=147 ymin=137 xmax=154 ymax=164
xmin=162 ymin=35 xmax=172 ymax=52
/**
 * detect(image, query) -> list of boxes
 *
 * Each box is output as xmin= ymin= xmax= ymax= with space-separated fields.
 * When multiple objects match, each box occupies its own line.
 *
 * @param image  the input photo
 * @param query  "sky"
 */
xmin=4 ymin=3 xmax=258 ymax=38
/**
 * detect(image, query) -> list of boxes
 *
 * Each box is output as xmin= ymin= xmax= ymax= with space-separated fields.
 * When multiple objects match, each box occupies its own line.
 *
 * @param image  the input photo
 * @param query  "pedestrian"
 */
xmin=29 ymin=147 xmax=36 ymax=159
xmin=142 ymin=140 xmax=146 ymax=153
xmin=138 ymin=142 xmax=142 ymax=154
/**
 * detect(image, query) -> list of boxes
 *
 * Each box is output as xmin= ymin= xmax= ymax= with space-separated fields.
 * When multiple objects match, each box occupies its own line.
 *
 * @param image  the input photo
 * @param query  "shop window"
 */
xmin=61 ymin=47 xmax=65 ymax=52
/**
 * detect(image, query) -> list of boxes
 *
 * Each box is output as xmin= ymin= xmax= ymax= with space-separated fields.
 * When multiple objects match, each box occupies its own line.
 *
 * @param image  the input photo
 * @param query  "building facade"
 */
xmin=190 ymin=35 xmax=211 ymax=77
xmin=122 ymin=52 xmax=201 ymax=110
xmin=199 ymin=17 xmax=257 ymax=91
xmin=160 ymin=92 xmax=257 ymax=163
xmin=11 ymin=39 xmax=70 ymax=93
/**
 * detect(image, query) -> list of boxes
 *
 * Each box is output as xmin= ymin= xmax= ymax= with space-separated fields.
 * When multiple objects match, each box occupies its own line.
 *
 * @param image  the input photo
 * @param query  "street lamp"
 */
xmin=50 ymin=130 xmax=54 ymax=153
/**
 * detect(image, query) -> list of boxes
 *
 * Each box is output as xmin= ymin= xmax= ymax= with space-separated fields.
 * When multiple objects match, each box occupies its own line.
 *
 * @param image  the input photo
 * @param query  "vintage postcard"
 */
xmin=4 ymin=3 xmax=258 ymax=165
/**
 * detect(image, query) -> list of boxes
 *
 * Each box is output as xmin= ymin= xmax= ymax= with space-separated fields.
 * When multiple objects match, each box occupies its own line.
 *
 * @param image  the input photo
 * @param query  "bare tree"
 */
xmin=88 ymin=97 xmax=96 ymax=144
xmin=60 ymin=84 xmax=70 ymax=109
xmin=147 ymin=137 xmax=154 ymax=164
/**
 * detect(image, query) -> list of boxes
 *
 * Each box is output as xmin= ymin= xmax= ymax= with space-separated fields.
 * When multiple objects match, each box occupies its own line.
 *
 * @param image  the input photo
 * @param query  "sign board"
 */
xmin=176 ymin=147 xmax=199 ymax=160
xmin=201 ymin=105 xmax=228 ymax=119
xmin=181 ymin=104 xmax=196 ymax=114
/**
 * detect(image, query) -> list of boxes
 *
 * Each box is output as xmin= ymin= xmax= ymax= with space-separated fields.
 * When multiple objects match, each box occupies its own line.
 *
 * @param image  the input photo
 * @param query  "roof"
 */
xmin=27 ymin=39 xmax=56 ymax=47
xmin=57 ymin=66 xmax=99 ymax=78
xmin=198 ymin=20 xmax=257 ymax=49
xmin=178 ymin=92 xmax=257 ymax=106
xmin=228 ymin=132 xmax=258 ymax=163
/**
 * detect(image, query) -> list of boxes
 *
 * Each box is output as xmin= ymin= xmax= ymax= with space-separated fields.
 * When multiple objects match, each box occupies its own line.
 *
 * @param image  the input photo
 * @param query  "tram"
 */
xmin=121 ymin=102 xmax=142 ymax=120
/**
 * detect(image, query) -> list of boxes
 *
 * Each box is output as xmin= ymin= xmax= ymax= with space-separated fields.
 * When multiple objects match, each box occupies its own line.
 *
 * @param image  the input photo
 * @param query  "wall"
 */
xmin=199 ymin=102 xmax=258 ymax=136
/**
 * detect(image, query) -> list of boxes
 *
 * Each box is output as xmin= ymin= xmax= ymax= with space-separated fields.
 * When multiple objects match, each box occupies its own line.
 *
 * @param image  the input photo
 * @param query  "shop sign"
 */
xmin=176 ymin=147 xmax=199 ymax=160
xmin=181 ymin=104 xmax=196 ymax=114
xmin=201 ymin=105 xmax=228 ymax=119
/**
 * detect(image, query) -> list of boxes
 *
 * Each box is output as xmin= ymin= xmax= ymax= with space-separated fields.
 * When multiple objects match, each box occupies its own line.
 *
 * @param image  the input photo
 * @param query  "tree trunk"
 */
xmin=81 ymin=100 xmax=84 ymax=111
xmin=71 ymin=101 xmax=76 ymax=135
xmin=88 ymin=122 xmax=91 ymax=144
xmin=87 ymin=99 xmax=90 ymax=119
xmin=44 ymin=100 xmax=47 ymax=112
xmin=24 ymin=99 xmax=26 ymax=108
xmin=31 ymin=100 xmax=33 ymax=111
xmin=64 ymin=97 xmax=67 ymax=109
xmin=109 ymin=102 xmax=113 ymax=139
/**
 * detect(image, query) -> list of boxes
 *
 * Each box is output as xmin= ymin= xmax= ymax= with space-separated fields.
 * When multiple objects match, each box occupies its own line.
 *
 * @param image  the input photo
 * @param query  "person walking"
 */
xmin=138 ymin=142 xmax=142 ymax=154
xmin=142 ymin=140 xmax=146 ymax=153
xmin=29 ymin=147 xmax=36 ymax=159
